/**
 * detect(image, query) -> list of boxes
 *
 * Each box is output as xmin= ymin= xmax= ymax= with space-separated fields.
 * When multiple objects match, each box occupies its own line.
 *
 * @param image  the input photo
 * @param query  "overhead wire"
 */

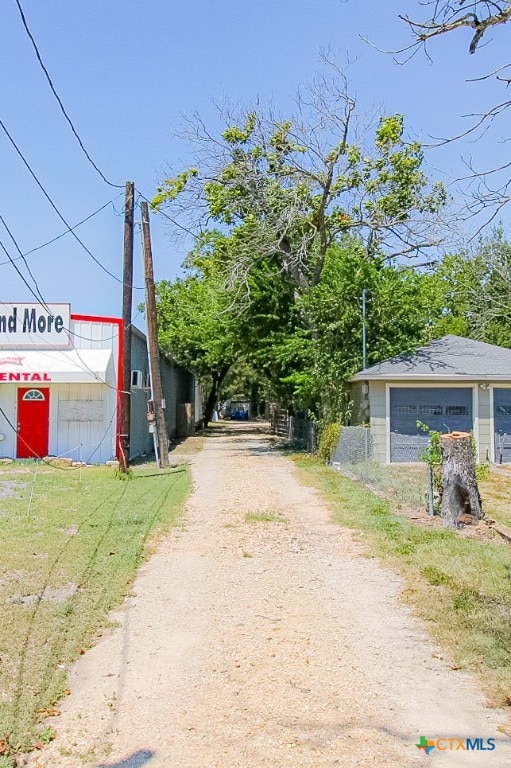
xmin=0 ymin=406 xmax=82 ymax=469
xmin=137 ymin=192 xmax=198 ymax=238
xmin=0 ymin=297 xmax=132 ymax=396
xmin=0 ymin=238 xmax=53 ymax=314
xmin=0 ymin=196 xmax=124 ymax=266
xmin=10 ymin=3 xmax=194 ymax=284
xmin=13 ymin=0 xmax=123 ymax=190
xmin=0 ymin=215 xmax=53 ymax=313
xmin=0 ymin=119 xmax=144 ymax=290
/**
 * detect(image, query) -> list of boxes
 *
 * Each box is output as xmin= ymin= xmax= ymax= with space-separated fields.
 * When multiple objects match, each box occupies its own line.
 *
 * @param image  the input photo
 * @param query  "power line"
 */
xmin=138 ymin=192 xmax=198 ymax=238
xmin=0 ymin=238 xmax=53 ymax=314
xmin=13 ymin=0 xmax=123 ymax=190
xmin=0 ymin=196 xmax=123 ymax=266
xmin=0 ymin=214 xmax=51 ymax=311
xmin=0 ymin=405 xmax=109 ymax=470
xmin=0 ymin=119 xmax=144 ymax=290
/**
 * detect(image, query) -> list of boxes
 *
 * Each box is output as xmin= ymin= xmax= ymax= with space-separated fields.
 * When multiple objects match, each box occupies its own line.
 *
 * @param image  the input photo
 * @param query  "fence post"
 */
xmin=428 ymin=464 xmax=435 ymax=516
xmin=288 ymin=416 xmax=294 ymax=442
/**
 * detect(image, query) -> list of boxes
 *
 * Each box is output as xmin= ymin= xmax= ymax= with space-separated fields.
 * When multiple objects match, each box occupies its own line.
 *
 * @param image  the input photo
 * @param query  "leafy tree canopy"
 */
xmin=152 ymin=81 xmax=447 ymax=299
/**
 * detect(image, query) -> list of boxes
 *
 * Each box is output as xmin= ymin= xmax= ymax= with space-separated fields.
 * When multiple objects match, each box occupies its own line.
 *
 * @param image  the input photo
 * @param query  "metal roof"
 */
xmin=352 ymin=335 xmax=511 ymax=381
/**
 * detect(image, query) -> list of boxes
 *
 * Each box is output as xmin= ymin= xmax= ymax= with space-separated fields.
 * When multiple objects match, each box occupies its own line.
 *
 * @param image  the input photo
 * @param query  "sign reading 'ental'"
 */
xmin=0 ymin=303 xmax=71 ymax=349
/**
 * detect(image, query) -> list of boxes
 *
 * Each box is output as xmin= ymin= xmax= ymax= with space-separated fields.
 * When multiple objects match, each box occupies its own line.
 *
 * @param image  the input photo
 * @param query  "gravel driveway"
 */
xmin=33 ymin=424 xmax=511 ymax=767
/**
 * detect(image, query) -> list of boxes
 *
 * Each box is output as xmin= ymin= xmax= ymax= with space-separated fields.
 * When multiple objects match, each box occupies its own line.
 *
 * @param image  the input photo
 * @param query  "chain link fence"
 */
xmin=330 ymin=426 xmax=433 ymax=515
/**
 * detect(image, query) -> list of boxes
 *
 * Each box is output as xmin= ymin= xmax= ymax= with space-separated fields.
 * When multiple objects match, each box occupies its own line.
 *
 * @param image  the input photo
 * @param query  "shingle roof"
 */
xmin=352 ymin=335 xmax=511 ymax=381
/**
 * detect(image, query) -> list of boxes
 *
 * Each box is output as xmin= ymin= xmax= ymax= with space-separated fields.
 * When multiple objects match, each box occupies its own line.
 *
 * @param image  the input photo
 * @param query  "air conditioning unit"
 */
xmin=131 ymin=370 xmax=143 ymax=388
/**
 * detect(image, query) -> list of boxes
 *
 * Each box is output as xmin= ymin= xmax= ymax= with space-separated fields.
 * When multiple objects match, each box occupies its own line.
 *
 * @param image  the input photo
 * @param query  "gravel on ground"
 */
xmin=30 ymin=424 xmax=511 ymax=767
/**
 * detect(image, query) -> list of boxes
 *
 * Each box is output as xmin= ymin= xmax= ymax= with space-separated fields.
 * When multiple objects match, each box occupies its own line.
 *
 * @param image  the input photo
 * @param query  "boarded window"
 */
xmin=419 ymin=405 xmax=443 ymax=416
xmin=445 ymin=405 xmax=469 ymax=416
xmin=59 ymin=400 xmax=104 ymax=422
xmin=393 ymin=405 xmax=417 ymax=415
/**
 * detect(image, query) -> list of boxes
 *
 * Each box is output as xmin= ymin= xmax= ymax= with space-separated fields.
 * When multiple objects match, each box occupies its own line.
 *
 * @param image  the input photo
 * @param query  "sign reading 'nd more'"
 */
xmin=0 ymin=303 xmax=71 ymax=349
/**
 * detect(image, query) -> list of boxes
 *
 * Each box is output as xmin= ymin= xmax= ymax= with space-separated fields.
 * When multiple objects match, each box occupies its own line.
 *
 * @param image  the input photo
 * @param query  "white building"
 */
xmin=0 ymin=303 xmax=199 ymax=463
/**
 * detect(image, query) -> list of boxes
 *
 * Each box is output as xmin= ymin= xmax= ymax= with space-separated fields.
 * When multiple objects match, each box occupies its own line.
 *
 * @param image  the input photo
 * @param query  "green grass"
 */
xmin=0 ymin=462 xmax=190 ymax=757
xmin=337 ymin=460 xmax=429 ymax=511
xmin=479 ymin=470 xmax=511 ymax=527
xmin=294 ymin=455 xmax=511 ymax=707
xmin=244 ymin=509 xmax=287 ymax=524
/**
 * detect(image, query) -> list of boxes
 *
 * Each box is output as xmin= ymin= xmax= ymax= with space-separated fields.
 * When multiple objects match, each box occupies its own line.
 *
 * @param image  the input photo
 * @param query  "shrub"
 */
xmin=317 ymin=422 xmax=341 ymax=463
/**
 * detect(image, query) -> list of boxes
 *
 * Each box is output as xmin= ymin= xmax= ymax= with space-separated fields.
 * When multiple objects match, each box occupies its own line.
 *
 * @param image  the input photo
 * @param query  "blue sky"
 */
xmin=1 ymin=0 xmax=509 ymax=322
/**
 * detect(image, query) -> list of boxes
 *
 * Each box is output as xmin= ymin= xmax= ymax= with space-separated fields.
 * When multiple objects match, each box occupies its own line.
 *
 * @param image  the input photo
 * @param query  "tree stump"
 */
xmin=439 ymin=432 xmax=482 ymax=528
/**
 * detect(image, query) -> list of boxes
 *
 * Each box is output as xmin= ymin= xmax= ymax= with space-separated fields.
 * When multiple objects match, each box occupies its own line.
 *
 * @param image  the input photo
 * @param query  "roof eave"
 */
xmin=351 ymin=373 xmax=511 ymax=382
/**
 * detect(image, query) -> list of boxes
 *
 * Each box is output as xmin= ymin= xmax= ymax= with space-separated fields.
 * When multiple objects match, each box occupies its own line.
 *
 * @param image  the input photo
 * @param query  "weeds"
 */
xmin=0 ymin=462 xmax=190 ymax=754
xmin=294 ymin=455 xmax=511 ymax=706
xmin=245 ymin=510 xmax=287 ymax=524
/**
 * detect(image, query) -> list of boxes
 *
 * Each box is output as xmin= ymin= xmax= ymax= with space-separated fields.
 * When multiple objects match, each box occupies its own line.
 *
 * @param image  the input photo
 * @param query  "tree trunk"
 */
xmin=440 ymin=432 xmax=482 ymax=529
xmin=202 ymin=366 xmax=230 ymax=428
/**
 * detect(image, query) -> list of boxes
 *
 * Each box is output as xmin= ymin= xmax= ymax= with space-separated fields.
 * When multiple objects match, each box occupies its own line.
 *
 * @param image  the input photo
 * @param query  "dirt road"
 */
xmin=33 ymin=425 xmax=511 ymax=767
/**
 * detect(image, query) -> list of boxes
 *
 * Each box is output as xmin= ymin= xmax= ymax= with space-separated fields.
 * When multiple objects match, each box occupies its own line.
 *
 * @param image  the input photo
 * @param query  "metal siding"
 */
xmin=390 ymin=387 xmax=472 ymax=462
xmin=350 ymin=383 xmax=368 ymax=425
xmin=130 ymin=388 xmax=151 ymax=458
xmin=367 ymin=382 xmax=387 ymax=461
xmin=0 ymin=385 xmax=16 ymax=458
xmin=494 ymin=389 xmax=511 ymax=463
xmin=129 ymin=332 xmax=152 ymax=459
xmin=55 ymin=383 xmax=115 ymax=463
xmin=160 ymin=356 xmax=178 ymax=438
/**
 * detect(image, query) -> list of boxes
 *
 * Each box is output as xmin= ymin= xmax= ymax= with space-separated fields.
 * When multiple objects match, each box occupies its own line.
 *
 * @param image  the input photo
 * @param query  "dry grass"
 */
xmin=244 ymin=510 xmax=288 ymax=524
xmin=0 ymin=462 xmax=190 ymax=760
xmin=169 ymin=434 xmax=205 ymax=456
xmin=294 ymin=455 xmax=511 ymax=709
xmin=479 ymin=469 xmax=511 ymax=527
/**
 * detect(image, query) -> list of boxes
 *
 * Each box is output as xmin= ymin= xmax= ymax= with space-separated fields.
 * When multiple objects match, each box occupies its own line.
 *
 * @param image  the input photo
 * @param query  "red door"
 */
xmin=17 ymin=388 xmax=50 ymax=459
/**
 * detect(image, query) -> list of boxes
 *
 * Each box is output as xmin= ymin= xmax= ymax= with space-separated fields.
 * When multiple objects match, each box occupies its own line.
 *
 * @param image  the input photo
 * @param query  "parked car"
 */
xmin=230 ymin=401 xmax=249 ymax=420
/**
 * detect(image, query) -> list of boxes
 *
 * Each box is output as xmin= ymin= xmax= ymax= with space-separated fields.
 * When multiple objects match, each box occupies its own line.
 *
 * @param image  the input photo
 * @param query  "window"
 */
xmin=393 ymin=405 xmax=417 ymax=415
xmin=445 ymin=405 xmax=469 ymax=416
xmin=419 ymin=405 xmax=443 ymax=416
xmin=22 ymin=390 xmax=45 ymax=401
xmin=497 ymin=405 xmax=511 ymax=416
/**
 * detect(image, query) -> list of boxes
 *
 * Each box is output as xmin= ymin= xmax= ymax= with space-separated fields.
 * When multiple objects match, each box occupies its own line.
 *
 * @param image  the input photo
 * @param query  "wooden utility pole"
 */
xmin=141 ymin=201 xmax=169 ymax=468
xmin=119 ymin=181 xmax=134 ymax=473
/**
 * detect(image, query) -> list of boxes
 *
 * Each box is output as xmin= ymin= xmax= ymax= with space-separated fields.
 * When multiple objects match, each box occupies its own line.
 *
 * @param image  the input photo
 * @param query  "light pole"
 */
xmin=362 ymin=288 xmax=367 ymax=370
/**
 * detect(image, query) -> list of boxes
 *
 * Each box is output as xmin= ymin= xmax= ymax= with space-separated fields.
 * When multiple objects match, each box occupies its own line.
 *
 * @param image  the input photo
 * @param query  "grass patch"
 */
xmin=479 ymin=470 xmax=511 ymax=528
xmin=294 ymin=455 xmax=511 ymax=707
xmin=0 ymin=462 xmax=190 ymax=755
xmin=244 ymin=509 xmax=287 ymax=524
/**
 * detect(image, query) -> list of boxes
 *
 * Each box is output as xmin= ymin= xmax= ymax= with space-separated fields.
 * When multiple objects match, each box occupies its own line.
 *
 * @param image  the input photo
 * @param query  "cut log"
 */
xmin=439 ymin=432 xmax=482 ymax=529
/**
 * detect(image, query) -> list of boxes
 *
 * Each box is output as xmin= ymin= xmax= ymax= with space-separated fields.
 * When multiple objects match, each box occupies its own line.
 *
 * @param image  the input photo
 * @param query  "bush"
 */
xmin=317 ymin=422 xmax=341 ymax=463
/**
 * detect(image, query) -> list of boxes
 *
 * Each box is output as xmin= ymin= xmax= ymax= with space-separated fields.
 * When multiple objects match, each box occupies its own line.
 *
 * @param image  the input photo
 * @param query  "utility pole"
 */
xmin=362 ymin=288 xmax=367 ymax=370
xmin=141 ymin=201 xmax=170 ymax=468
xmin=119 ymin=181 xmax=134 ymax=473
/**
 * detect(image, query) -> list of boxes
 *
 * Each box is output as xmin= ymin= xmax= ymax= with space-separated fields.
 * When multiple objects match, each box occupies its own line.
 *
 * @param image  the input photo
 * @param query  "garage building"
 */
xmin=350 ymin=335 xmax=511 ymax=463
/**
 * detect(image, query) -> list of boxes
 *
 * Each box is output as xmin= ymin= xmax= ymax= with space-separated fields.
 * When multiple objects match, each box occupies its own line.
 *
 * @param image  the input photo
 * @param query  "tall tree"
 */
xmin=431 ymin=229 xmax=511 ymax=346
xmin=155 ymin=246 xmax=239 ymax=426
xmin=390 ymin=2 xmax=511 ymax=218
xmin=269 ymin=237 xmax=444 ymax=420
xmin=152 ymin=80 xmax=447 ymax=299
xmin=152 ymin=79 xmax=449 ymax=422
xmin=401 ymin=2 xmax=511 ymax=54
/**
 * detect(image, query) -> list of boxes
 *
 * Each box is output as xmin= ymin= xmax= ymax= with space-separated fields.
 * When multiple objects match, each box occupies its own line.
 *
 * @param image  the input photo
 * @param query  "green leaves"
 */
xmin=151 ymin=168 xmax=198 ymax=209
xmin=151 ymin=87 xmax=451 ymax=420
